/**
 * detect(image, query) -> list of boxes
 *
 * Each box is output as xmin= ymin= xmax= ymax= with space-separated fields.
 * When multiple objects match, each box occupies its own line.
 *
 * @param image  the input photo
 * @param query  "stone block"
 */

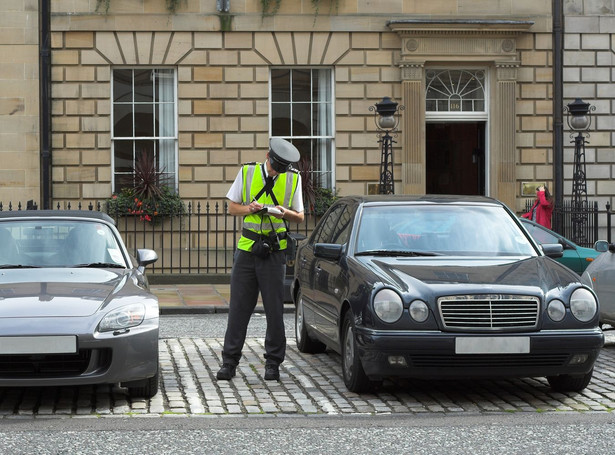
xmin=224 ymin=67 xmax=254 ymax=82
xmin=209 ymin=50 xmax=239 ymax=65
xmin=65 ymin=66 xmax=96 ymax=82
xmin=225 ymin=100 xmax=254 ymax=115
xmin=82 ymin=182 xmax=112 ymax=199
xmin=66 ymin=166 xmax=95 ymax=182
xmin=225 ymin=133 xmax=255 ymax=149
xmin=193 ymin=100 xmax=223 ymax=115
xmin=193 ymin=66 xmax=223 ymax=82
xmin=209 ymin=83 xmax=239 ymax=99
xmin=52 ymin=183 xmax=81 ymax=199
xmin=210 ymin=117 xmax=239 ymax=132
xmin=193 ymin=133 xmax=223 ymax=148
xmin=65 ymin=32 xmax=94 ymax=48
xmin=194 ymin=166 xmax=224 ymax=181
xmin=239 ymin=83 xmax=267 ymax=98
xmin=224 ymin=32 xmax=253 ymax=49
xmin=582 ymin=34 xmax=610 ymax=50
xmin=179 ymin=83 xmax=209 ymax=99
xmin=194 ymin=32 xmax=223 ymax=49
xmin=65 ymin=133 xmax=96 ymax=148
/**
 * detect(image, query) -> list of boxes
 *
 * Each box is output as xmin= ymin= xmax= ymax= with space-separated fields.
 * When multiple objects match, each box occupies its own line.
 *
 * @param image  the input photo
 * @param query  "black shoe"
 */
xmin=216 ymin=364 xmax=236 ymax=380
xmin=264 ymin=364 xmax=280 ymax=381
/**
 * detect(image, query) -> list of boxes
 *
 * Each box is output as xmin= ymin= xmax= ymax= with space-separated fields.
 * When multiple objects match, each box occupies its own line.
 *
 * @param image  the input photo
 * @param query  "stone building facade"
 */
xmin=563 ymin=1 xmax=615 ymax=225
xmin=4 ymin=0 xmax=607 ymax=223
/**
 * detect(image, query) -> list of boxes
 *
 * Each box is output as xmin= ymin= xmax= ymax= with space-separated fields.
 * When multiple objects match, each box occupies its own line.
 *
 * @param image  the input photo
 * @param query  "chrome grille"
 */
xmin=438 ymin=295 xmax=539 ymax=331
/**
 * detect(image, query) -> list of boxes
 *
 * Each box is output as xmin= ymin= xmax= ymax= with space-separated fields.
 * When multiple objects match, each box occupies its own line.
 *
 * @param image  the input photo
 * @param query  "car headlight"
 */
xmin=547 ymin=299 xmax=566 ymax=322
xmin=373 ymin=289 xmax=403 ymax=323
xmin=570 ymin=288 xmax=597 ymax=323
xmin=98 ymin=303 xmax=146 ymax=332
xmin=409 ymin=300 xmax=429 ymax=322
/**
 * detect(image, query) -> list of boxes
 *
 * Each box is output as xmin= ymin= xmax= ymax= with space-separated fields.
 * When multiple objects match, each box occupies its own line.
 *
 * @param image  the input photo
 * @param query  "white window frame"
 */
xmin=110 ymin=67 xmax=179 ymax=192
xmin=269 ymin=67 xmax=335 ymax=189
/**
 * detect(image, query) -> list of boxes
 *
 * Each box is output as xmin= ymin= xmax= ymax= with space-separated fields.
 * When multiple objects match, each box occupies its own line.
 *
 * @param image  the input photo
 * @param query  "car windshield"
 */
xmin=355 ymin=204 xmax=537 ymax=257
xmin=0 ymin=219 xmax=127 ymax=268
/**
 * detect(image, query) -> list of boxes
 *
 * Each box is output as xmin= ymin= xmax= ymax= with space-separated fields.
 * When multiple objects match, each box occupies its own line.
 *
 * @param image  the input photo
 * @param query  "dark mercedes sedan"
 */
xmin=291 ymin=195 xmax=603 ymax=393
xmin=0 ymin=210 xmax=159 ymax=398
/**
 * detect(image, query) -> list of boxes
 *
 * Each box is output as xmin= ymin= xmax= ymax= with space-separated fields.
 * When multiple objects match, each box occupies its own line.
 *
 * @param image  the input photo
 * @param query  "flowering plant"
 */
xmin=106 ymin=187 xmax=185 ymax=223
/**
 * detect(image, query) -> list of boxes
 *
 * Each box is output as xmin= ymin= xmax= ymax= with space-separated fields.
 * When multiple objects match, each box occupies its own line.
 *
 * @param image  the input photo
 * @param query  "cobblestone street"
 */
xmin=2 ymin=338 xmax=615 ymax=419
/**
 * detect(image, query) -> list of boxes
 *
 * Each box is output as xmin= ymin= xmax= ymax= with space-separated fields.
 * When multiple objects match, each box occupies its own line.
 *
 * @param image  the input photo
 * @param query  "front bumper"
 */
xmin=0 ymin=320 xmax=159 ymax=388
xmin=354 ymin=327 xmax=604 ymax=380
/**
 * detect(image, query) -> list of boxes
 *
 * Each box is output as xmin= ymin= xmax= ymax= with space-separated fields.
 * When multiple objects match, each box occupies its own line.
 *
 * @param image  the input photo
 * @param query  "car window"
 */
xmin=356 ymin=204 xmax=536 ymax=257
xmin=0 ymin=220 xmax=127 ymax=268
xmin=330 ymin=206 xmax=353 ymax=245
xmin=523 ymin=222 xmax=559 ymax=245
xmin=315 ymin=204 xmax=345 ymax=244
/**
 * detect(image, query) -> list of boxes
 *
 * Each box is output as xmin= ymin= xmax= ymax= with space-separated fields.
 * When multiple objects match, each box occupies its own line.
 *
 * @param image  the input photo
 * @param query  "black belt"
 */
xmin=242 ymin=228 xmax=287 ymax=241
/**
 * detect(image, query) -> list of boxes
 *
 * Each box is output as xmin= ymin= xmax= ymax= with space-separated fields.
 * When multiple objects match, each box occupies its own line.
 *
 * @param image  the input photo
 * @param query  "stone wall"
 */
xmin=564 ymin=1 xmax=615 ymax=228
xmin=0 ymin=0 xmax=40 ymax=204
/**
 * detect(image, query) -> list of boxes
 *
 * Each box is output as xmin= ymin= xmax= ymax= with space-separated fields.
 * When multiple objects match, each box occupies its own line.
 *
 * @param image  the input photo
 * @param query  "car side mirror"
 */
xmin=541 ymin=243 xmax=564 ymax=258
xmin=136 ymin=248 xmax=158 ymax=273
xmin=314 ymin=243 xmax=343 ymax=261
xmin=593 ymin=240 xmax=612 ymax=253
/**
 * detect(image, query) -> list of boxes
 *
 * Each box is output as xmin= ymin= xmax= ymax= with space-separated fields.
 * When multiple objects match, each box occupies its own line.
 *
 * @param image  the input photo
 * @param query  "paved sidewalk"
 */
xmin=151 ymin=284 xmax=233 ymax=314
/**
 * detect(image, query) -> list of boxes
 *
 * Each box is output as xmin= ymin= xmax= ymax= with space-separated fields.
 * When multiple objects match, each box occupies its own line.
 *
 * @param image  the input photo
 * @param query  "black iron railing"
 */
xmin=524 ymin=199 xmax=613 ymax=247
xmin=0 ymin=200 xmax=319 ymax=277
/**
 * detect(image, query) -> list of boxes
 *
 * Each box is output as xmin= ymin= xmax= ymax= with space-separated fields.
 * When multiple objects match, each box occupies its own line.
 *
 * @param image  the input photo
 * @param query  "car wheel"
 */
xmin=124 ymin=367 xmax=159 ymax=399
xmin=547 ymin=368 xmax=593 ymax=393
xmin=295 ymin=289 xmax=327 ymax=354
xmin=341 ymin=311 xmax=372 ymax=393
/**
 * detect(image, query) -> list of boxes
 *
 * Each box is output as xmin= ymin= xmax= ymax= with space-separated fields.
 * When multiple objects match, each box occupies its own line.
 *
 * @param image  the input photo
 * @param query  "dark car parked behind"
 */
xmin=291 ymin=195 xmax=603 ymax=393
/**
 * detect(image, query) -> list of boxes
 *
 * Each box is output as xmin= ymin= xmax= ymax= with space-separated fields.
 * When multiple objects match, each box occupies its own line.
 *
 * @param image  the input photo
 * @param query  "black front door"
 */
xmin=426 ymin=122 xmax=486 ymax=195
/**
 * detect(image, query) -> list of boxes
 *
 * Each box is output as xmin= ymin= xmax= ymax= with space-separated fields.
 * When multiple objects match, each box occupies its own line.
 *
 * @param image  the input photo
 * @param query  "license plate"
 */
xmin=455 ymin=336 xmax=530 ymax=354
xmin=0 ymin=336 xmax=77 ymax=354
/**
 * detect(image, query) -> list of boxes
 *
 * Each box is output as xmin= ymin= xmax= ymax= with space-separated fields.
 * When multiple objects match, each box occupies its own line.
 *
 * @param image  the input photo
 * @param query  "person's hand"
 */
xmin=247 ymin=200 xmax=263 ymax=214
xmin=273 ymin=205 xmax=286 ymax=219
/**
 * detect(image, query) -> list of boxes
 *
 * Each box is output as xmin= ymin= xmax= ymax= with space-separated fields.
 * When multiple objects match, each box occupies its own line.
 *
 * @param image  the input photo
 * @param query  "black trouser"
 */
xmin=221 ymin=249 xmax=286 ymax=367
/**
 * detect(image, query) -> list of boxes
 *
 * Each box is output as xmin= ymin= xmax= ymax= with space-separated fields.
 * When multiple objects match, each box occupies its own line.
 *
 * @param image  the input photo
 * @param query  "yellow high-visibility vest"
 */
xmin=237 ymin=163 xmax=299 ymax=252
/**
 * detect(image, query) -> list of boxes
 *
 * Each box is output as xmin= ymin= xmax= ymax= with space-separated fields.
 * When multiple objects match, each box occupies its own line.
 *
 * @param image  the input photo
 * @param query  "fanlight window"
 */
xmin=426 ymin=70 xmax=485 ymax=112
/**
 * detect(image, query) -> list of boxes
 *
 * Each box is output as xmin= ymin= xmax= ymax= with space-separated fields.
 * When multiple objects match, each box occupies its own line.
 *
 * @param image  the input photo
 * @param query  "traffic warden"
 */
xmin=217 ymin=138 xmax=304 ymax=381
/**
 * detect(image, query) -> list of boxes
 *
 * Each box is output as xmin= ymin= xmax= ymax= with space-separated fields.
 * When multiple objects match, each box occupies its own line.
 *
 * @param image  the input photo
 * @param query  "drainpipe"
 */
xmin=553 ymin=0 xmax=564 ymax=230
xmin=39 ymin=0 xmax=51 ymax=209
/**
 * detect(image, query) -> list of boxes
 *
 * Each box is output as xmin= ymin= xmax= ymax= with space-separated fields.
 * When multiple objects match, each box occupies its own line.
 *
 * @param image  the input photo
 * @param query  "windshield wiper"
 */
xmin=73 ymin=262 xmax=125 ymax=268
xmin=0 ymin=264 xmax=41 ymax=269
xmin=355 ymin=250 xmax=442 ymax=257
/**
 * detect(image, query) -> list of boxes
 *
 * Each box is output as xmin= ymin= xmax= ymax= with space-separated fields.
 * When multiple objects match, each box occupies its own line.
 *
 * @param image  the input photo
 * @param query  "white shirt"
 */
xmin=226 ymin=163 xmax=304 ymax=213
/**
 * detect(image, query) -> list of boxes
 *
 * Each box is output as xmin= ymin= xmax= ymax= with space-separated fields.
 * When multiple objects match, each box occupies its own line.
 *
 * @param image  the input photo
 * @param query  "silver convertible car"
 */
xmin=291 ymin=195 xmax=603 ymax=393
xmin=0 ymin=210 xmax=159 ymax=398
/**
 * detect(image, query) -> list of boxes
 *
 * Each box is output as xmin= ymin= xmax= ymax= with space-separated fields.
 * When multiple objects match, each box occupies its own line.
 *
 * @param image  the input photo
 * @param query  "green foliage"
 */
xmin=260 ymin=0 xmax=282 ymax=17
xmin=260 ymin=0 xmax=339 ymax=19
xmin=96 ymin=0 xmax=185 ymax=15
xmin=106 ymin=186 xmax=186 ymax=223
xmin=313 ymin=187 xmax=338 ymax=216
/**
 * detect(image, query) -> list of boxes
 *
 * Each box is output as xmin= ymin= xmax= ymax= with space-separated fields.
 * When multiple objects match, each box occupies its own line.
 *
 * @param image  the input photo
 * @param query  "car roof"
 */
xmin=0 ymin=210 xmax=116 ymax=225
xmin=337 ymin=194 xmax=503 ymax=206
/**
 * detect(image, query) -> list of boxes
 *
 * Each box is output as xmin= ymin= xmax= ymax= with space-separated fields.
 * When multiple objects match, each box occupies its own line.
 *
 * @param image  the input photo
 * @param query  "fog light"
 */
xmin=388 ymin=355 xmax=407 ymax=366
xmin=569 ymin=354 xmax=589 ymax=365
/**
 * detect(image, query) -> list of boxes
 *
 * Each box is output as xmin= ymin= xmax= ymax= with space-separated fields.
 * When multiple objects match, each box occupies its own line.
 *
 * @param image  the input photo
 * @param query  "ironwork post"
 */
xmin=378 ymin=131 xmax=395 ymax=194
xmin=565 ymin=98 xmax=594 ymax=246
xmin=369 ymin=97 xmax=404 ymax=195
xmin=571 ymin=131 xmax=588 ymax=244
